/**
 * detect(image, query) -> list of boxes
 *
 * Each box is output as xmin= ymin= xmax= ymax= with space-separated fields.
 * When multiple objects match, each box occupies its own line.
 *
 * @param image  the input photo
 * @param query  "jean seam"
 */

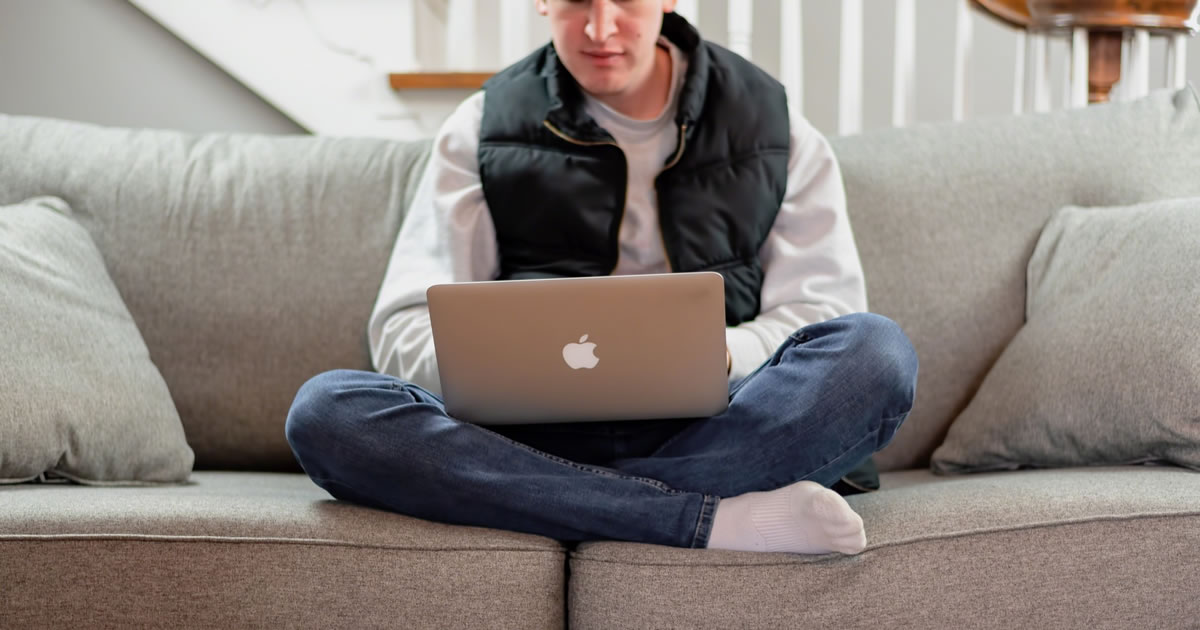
xmin=797 ymin=410 xmax=907 ymax=486
xmin=485 ymin=424 xmax=688 ymax=495
xmin=389 ymin=380 xmax=446 ymax=406
xmin=657 ymin=333 xmax=806 ymax=458
xmin=690 ymin=494 xmax=718 ymax=549
xmin=727 ymin=332 xmax=807 ymax=399
xmin=383 ymin=378 xmax=684 ymax=494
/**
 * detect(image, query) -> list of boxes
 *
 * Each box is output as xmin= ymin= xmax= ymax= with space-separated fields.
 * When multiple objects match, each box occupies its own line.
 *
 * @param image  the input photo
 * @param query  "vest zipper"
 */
xmin=542 ymin=120 xmax=687 ymax=275
xmin=661 ymin=123 xmax=688 ymax=171
xmin=542 ymin=120 xmax=620 ymax=148
xmin=542 ymin=119 xmax=628 ymax=274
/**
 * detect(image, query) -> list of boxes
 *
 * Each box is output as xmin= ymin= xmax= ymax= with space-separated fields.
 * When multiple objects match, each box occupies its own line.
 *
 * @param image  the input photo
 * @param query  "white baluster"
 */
xmin=1068 ymin=27 xmax=1089 ymax=108
xmin=727 ymin=0 xmax=753 ymax=60
xmin=1127 ymin=28 xmax=1151 ymax=99
xmin=1166 ymin=33 xmax=1188 ymax=90
xmin=1062 ymin=33 xmax=1073 ymax=107
xmin=445 ymin=0 xmax=476 ymax=70
xmin=1032 ymin=31 xmax=1051 ymax=112
xmin=838 ymin=0 xmax=863 ymax=135
xmin=779 ymin=0 xmax=804 ymax=113
xmin=674 ymin=0 xmax=699 ymax=25
xmin=1013 ymin=30 xmax=1027 ymax=114
xmin=892 ymin=0 xmax=916 ymax=127
xmin=500 ymin=0 xmax=532 ymax=66
xmin=951 ymin=0 xmax=973 ymax=121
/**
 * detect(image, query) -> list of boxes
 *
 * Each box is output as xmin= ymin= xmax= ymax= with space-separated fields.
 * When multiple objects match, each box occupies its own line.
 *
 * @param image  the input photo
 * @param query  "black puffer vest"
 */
xmin=476 ymin=13 xmax=879 ymax=495
xmin=478 ymin=12 xmax=788 ymax=326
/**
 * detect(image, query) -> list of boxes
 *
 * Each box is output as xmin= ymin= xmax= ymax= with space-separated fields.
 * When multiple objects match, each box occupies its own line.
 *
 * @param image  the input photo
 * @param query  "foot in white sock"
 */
xmin=705 ymin=480 xmax=867 ymax=554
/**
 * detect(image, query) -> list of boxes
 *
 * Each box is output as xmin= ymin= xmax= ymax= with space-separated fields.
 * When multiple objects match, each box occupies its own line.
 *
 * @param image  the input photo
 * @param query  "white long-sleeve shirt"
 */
xmin=368 ymin=50 xmax=867 ymax=395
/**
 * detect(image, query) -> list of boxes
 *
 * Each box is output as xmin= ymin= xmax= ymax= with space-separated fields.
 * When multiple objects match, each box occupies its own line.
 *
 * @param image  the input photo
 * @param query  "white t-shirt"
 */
xmin=367 ymin=41 xmax=868 ymax=395
xmin=582 ymin=39 xmax=685 ymax=276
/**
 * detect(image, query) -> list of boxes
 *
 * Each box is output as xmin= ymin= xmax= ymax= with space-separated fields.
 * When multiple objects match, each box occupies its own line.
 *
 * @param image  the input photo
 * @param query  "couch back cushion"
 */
xmin=2 ymin=85 xmax=1197 ymax=473
xmin=0 ymin=115 xmax=429 ymax=470
xmin=830 ymin=85 xmax=1200 ymax=471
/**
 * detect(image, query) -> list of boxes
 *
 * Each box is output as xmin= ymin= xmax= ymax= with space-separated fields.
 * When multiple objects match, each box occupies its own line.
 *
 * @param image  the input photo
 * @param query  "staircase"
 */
xmin=131 ymin=0 xmax=1197 ymax=139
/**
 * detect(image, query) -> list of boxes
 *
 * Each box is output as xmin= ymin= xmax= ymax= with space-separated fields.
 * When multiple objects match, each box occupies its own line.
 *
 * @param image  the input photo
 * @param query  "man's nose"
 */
xmin=584 ymin=0 xmax=618 ymax=43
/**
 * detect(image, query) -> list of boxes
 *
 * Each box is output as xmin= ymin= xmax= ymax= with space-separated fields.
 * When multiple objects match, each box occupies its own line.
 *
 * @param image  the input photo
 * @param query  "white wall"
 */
xmin=0 ymin=0 xmax=303 ymax=134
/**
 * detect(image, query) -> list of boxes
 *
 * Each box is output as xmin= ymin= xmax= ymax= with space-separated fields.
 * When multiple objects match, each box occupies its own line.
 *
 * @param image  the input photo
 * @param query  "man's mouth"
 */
xmin=582 ymin=50 xmax=623 ymax=66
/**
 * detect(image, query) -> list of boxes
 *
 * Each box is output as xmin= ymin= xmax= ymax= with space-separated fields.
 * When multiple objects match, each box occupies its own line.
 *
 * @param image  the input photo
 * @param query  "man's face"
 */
xmin=535 ymin=0 xmax=678 ymax=98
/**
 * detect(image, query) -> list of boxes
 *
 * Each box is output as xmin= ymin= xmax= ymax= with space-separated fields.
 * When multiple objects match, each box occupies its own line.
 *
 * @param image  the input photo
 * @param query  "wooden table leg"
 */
xmin=1088 ymin=30 xmax=1124 ymax=103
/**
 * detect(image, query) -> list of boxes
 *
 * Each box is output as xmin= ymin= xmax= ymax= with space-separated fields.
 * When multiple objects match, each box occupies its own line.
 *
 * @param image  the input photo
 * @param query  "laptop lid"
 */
xmin=426 ymin=271 xmax=729 ymax=425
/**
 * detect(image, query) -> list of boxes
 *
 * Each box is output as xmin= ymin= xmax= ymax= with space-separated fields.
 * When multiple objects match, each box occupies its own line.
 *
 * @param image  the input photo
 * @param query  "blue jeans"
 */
xmin=285 ymin=312 xmax=917 ymax=548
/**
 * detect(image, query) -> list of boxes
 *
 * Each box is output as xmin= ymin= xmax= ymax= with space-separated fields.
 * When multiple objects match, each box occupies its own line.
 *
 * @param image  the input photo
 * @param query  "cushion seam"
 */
xmin=0 ymin=533 xmax=565 ymax=554
xmin=569 ymin=510 xmax=1200 ymax=567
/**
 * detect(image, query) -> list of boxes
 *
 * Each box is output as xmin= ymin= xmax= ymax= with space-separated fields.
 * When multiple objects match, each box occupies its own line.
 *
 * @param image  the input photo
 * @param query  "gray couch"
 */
xmin=2 ymin=85 xmax=1199 ymax=629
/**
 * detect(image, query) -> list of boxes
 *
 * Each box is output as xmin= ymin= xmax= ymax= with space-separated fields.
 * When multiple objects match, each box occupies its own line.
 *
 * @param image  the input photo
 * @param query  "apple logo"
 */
xmin=562 ymin=334 xmax=600 ymax=370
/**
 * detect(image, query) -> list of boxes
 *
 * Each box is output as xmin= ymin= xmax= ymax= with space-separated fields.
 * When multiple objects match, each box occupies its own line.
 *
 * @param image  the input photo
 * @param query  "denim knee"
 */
xmin=284 ymin=369 xmax=362 ymax=463
xmin=840 ymin=312 xmax=919 ymax=425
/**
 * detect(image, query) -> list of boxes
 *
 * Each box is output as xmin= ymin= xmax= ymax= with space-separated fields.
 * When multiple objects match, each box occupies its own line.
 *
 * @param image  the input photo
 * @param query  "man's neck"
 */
xmin=588 ymin=44 xmax=674 ymax=121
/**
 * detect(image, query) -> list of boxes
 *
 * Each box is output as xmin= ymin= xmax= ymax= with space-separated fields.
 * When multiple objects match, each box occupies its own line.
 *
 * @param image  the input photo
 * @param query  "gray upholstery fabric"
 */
xmin=3 ymin=87 xmax=1197 ymax=474
xmin=0 ymin=114 xmax=431 ymax=471
xmin=0 ymin=196 xmax=193 ymax=484
xmin=830 ymin=85 xmax=1200 ymax=471
xmin=0 ymin=472 xmax=565 ymax=629
xmin=569 ymin=465 xmax=1200 ymax=629
xmin=5 ymin=85 xmax=1200 ymax=630
xmin=932 ymin=197 xmax=1200 ymax=474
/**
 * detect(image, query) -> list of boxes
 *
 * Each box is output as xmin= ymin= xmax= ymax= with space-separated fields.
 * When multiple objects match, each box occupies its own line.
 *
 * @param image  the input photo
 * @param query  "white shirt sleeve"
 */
xmin=369 ymin=94 xmax=865 ymax=391
xmin=724 ymin=109 xmax=869 ymax=381
xmin=367 ymin=91 xmax=496 ymax=395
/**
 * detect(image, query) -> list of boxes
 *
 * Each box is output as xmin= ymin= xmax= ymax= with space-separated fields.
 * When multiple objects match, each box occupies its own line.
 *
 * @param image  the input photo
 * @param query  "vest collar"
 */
xmin=542 ymin=12 xmax=707 ymax=143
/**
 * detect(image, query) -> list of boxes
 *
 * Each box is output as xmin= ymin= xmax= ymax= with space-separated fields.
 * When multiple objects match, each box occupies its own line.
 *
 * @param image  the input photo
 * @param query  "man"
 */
xmin=285 ymin=0 xmax=918 ymax=555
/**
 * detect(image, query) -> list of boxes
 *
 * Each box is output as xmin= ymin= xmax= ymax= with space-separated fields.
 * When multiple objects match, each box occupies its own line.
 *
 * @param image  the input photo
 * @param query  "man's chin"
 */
xmin=576 ymin=77 xmax=629 ymax=99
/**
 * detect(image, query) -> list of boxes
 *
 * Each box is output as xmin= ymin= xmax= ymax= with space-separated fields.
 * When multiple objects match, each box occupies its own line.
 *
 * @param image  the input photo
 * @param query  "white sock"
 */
xmin=705 ymin=480 xmax=867 ymax=554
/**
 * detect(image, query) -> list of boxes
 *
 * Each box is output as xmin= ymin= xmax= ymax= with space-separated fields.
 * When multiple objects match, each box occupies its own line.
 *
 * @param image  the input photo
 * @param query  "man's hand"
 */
xmin=726 ymin=346 xmax=732 ymax=375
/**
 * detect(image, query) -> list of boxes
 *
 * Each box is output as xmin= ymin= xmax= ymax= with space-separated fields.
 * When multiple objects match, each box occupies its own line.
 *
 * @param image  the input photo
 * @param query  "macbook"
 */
xmin=426 ymin=271 xmax=729 ymax=424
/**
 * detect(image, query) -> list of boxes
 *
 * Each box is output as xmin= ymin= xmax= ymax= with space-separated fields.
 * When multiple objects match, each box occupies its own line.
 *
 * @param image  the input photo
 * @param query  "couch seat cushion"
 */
xmin=569 ymin=466 xmax=1200 ymax=629
xmin=0 ymin=472 xmax=565 ymax=629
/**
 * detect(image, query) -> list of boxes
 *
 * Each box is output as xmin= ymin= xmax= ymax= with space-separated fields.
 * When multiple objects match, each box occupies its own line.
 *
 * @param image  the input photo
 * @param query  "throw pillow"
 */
xmin=1 ymin=196 xmax=193 ymax=484
xmin=930 ymin=197 xmax=1200 ymax=474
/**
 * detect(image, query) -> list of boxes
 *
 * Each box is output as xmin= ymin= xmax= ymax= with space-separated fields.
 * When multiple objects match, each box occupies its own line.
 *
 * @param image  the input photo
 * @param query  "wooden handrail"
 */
xmin=388 ymin=72 xmax=493 ymax=90
xmin=971 ymin=0 xmax=1032 ymax=29
xmin=1028 ymin=0 xmax=1199 ymax=32
xmin=975 ymin=0 xmax=1199 ymax=32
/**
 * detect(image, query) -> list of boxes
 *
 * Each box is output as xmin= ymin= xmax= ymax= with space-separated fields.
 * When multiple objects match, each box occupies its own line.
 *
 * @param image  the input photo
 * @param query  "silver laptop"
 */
xmin=426 ymin=271 xmax=729 ymax=425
